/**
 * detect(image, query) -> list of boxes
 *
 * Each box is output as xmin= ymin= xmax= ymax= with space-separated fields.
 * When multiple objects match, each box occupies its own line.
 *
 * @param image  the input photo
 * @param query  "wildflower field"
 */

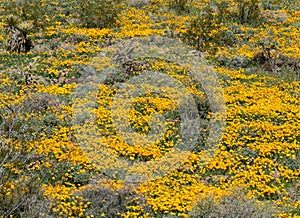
xmin=0 ymin=0 xmax=299 ymax=217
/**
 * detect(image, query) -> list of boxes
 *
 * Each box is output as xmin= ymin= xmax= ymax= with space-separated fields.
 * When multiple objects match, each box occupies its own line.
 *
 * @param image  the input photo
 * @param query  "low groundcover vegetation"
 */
xmin=0 ymin=0 xmax=299 ymax=217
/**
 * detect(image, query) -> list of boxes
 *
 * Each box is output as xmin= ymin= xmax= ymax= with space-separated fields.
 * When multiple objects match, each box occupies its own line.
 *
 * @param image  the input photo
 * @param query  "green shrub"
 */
xmin=181 ymin=8 xmax=218 ymax=52
xmin=218 ymin=55 xmax=252 ymax=69
xmin=180 ymin=4 xmax=231 ymax=53
xmin=74 ymin=0 xmax=123 ymax=28
xmin=233 ymin=0 xmax=261 ymax=25
xmin=180 ymin=0 xmax=262 ymax=53
xmin=261 ymin=0 xmax=299 ymax=10
xmin=167 ymin=0 xmax=191 ymax=14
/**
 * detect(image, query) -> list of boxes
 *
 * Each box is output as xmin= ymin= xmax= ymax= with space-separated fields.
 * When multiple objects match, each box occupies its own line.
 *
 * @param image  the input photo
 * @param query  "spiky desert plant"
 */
xmin=17 ymin=21 xmax=33 ymax=36
xmin=2 ymin=0 xmax=47 ymax=28
xmin=3 ymin=14 xmax=21 ymax=30
xmin=3 ymin=15 xmax=33 ymax=53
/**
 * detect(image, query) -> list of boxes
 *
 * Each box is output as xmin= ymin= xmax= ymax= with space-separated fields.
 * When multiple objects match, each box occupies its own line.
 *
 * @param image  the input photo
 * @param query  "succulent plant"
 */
xmin=17 ymin=21 xmax=33 ymax=35
xmin=3 ymin=14 xmax=20 ymax=29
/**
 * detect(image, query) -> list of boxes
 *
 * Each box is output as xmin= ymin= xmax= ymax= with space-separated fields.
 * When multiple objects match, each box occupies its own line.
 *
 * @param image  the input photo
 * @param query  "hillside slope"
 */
xmin=0 ymin=0 xmax=299 ymax=217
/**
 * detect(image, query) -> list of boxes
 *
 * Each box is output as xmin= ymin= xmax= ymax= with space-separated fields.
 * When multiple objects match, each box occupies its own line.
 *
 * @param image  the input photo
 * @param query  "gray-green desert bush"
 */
xmin=0 ymin=140 xmax=50 ymax=217
xmin=189 ymin=188 xmax=276 ymax=218
xmin=80 ymin=184 xmax=153 ymax=217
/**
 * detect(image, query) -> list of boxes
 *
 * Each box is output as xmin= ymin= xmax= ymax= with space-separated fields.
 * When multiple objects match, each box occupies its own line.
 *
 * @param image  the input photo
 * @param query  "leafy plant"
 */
xmin=180 ymin=4 xmax=230 ymax=53
xmin=74 ymin=0 xmax=123 ymax=28
xmin=234 ymin=0 xmax=261 ymax=25
xmin=167 ymin=0 xmax=191 ymax=14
